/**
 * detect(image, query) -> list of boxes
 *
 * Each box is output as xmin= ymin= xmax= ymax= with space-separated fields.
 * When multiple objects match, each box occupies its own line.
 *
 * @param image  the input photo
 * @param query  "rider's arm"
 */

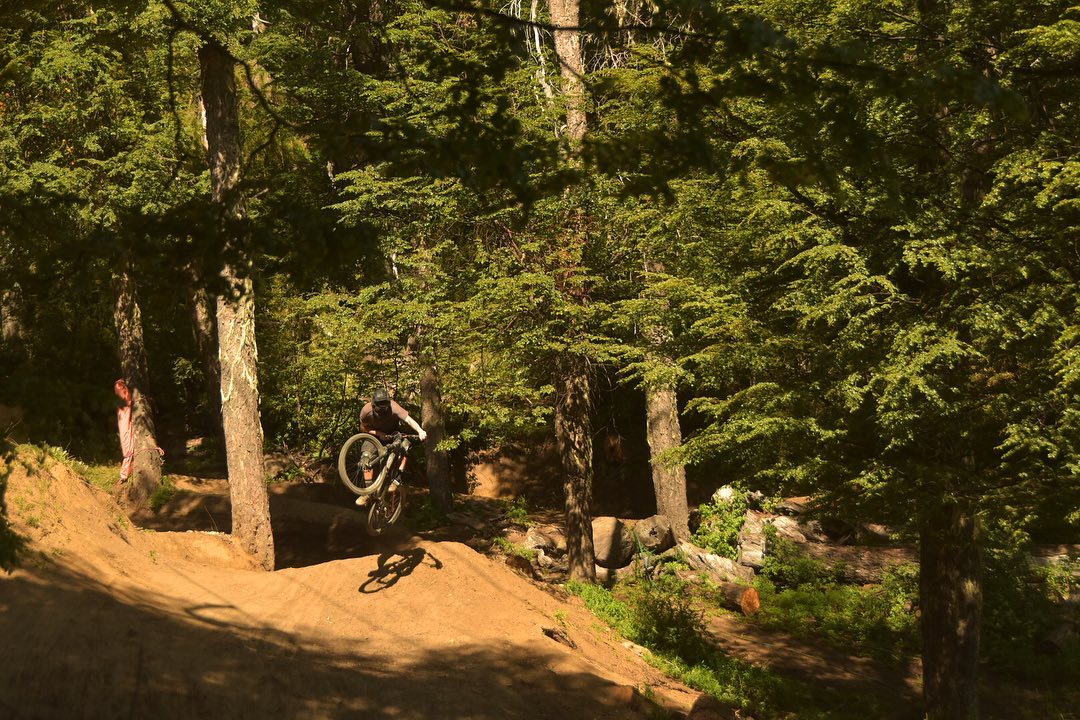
xmin=403 ymin=414 xmax=427 ymax=442
xmin=404 ymin=414 xmax=427 ymax=442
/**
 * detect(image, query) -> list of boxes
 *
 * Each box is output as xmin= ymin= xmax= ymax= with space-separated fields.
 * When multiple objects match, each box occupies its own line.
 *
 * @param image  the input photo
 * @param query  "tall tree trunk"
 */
xmin=420 ymin=362 xmax=452 ymax=513
xmin=644 ymin=378 xmax=690 ymax=539
xmin=112 ymin=263 xmax=163 ymax=510
xmin=919 ymin=500 xmax=982 ymax=720
xmin=642 ymin=261 xmax=690 ymax=539
xmin=549 ymin=0 xmax=595 ymax=580
xmin=549 ymin=0 xmax=586 ymax=144
xmin=556 ymin=354 xmax=596 ymax=581
xmin=199 ymin=38 xmax=274 ymax=571
xmin=186 ymin=261 xmax=224 ymax=445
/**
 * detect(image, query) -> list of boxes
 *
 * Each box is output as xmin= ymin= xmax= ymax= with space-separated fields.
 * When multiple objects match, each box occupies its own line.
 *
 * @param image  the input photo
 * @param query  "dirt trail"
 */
xmin=0 ymin=456 xmax=699 ymax=719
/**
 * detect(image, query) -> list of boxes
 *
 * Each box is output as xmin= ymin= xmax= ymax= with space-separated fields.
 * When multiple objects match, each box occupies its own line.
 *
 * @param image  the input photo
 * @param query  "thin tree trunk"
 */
xmin=549 ymin=0 xmax=595 ymax=581
xmin=200 ymin=38 xmax=274 ymax=571
xmin=1 ymin=286 xmax=23 ymax=342
xmin=920 ymin=500 xmax=982 ymax=720
xmin=186 ymin=262 xmax=224 ymax=443
xmin=642 ymin=260 xmax=690 ymax=539
xmin=556 ymin=353 xmax=596 ymax=582
xmin=420 ymin=362 xmax=452 ymax=513
xmin=112 ymin=263 xmax=163 ymax=510
xmin=645 ymin=379 xmax=690 ymax=539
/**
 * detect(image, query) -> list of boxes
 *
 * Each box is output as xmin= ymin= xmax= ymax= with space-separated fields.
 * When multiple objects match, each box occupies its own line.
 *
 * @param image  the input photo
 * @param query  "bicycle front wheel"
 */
xmin=366 ymin=483 xmax=406 ymax=536
xmin=338 ymin=433 xmax=385 ymax=496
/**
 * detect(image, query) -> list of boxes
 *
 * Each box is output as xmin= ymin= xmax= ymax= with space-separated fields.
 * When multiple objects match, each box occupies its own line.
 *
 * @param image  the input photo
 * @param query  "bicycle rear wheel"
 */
xmin=366 ymin=483 xmax=406 ymax=536
xmin=338 ymin=433 xmax=384 ymax=496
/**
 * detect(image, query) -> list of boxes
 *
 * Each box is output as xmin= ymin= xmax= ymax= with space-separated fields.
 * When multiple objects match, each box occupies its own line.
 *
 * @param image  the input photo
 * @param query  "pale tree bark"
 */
xmin=920 ymin=500 xmax=981 ymax=720
xmin=642 ymin=261 xmax=690 ymax=539
xmin=644 ymin=378 xmax=690 ymax=539
xmin=549 ymin=0 xmax=596 ymax=581
xmin=549 ymin=0 xmax=586 ymax=144
xmin=199 ymin=38 xmax=274 ymax=571
xmin=112 ymin=263 xmax=163 ymax=510
xmin=556 ymin=353 xmax=596 ymax=581
xmin=420 ymin=362 xmax=452 ymax=513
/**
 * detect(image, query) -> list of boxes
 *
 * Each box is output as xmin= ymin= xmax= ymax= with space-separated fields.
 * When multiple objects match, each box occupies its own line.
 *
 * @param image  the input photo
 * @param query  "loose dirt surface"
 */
xmin=0 ymin=455 xmax=701 ymax=720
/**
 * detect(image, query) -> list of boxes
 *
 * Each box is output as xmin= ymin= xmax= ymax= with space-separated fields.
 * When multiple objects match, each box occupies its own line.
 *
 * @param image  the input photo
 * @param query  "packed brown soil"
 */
xmin=0 ymin=453 xmax=699 ymax=719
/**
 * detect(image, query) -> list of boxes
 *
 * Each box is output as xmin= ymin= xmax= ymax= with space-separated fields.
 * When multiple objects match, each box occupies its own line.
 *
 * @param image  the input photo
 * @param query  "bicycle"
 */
xmin=338 ymin=431 xmax=419 ymax=536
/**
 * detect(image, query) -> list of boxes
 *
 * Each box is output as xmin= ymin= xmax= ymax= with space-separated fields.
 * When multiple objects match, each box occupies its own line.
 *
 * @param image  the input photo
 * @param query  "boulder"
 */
xmin=769 ymin=515 xmax=808 ymax=543
xmin=711 ymin=485 xmax=739 ymax=505
xmin=592 ymin=516 xmax=636 ymax=569
xmin=686 ymin=693 xmax=738 ymax=720
xmin=774 ymin=496 xmax=811 ymax=516
xmin=678 ymin=542 xmax=756 ymax=584
xmin=524 ymin=525 xmax=567 ymax=555
xmin=629 ymin=515 xmax=675 ymax=554
xmin=737 ymin=510 xmax=768 ymax=569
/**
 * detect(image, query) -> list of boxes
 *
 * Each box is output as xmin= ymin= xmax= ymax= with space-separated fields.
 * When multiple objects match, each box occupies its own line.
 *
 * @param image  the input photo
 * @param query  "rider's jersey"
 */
xmin=360 ymin=400 xmax=410 ymax=435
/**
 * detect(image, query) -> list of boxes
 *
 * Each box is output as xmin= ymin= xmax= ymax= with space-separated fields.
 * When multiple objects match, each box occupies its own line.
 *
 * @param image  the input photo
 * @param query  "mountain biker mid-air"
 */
xmin=355 ymin=389 xmax=426 ymax=507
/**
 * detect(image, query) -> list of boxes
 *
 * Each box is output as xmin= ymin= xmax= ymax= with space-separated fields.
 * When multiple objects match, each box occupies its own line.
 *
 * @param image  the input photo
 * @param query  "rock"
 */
xmin=525 ymin=525 xmax=567 ymax=554
xmin=818 ymin=516 xmax=858 ymax=544
xmin=592 ymin=517 xmax=635 ymax=569
xmin=799 ymin=519 xmax=830 ymax=543
xmin=711 ymin=485 xmax=738 ymax=505
xmin=595 ymin=564 xmax=623 ymax=585
xmin=857 ymin=523 xmax=894 ymax=544
xmin=505 ymin=554 xmax=537 ymax=578
xmin=686 ymin=693 xmax=738 ymax=720
xmin=774 ymin=496 xmax=811 ymax=516
xmin=629 ymin=515 xmax=675 ymax=554
xmin=737 ymin=510 xmax=768 ymax=569
xmin=768 ymin=515 xmax=807 ymax=543
xmin=745 ymin=490 xmax=767 ymax=510
xmin=542 ymin=626 xmax=577 ymax=649
xmin=679 ymin=542 xmax=756 ymax=584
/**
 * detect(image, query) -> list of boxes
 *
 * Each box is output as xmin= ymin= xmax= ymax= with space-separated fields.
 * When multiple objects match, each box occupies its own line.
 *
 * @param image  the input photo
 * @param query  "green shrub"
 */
xmin=630 ymin=574 xmax=713 ymax=664
xmin=492 ymin=536 xmax=537 ymax=560
xmin=148 ymin=475 xmax=177 ymax=513
xmin=692 ymin=485 xmax=749 ymax=559
xmin=758 ymin=525 xmax=845 ymax=590
xmin=569 ymin=575 xmax=887 ymax=719
xmin=754 ymin=564 xmax=920 ymax=663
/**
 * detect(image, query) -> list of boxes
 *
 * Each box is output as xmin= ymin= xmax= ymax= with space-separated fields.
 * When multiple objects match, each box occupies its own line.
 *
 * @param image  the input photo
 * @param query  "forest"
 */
xmin=1 ymin=1 xmax=1078 ymax=719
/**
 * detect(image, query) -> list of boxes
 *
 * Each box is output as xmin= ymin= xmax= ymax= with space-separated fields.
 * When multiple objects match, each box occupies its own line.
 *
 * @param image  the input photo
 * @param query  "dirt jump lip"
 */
xmin=0 ymin=453 xmax=697 ymax=719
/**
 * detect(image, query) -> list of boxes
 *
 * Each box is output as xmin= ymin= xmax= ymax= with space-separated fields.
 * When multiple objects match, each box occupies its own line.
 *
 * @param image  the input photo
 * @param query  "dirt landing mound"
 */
xmin=0 ymin=453 xmax=696 ymax=719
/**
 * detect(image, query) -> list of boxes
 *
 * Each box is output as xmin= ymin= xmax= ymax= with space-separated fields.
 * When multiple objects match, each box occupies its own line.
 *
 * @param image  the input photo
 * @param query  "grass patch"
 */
xmin=148 ymin=475 xmax=178 ymax=512
xmin=567 ymin=574 xmax=887 ymax=719
xmin=493 ymin=536 xmax=537 ymax=561
xmin=500 ymin=496 xmax=532 ymax=525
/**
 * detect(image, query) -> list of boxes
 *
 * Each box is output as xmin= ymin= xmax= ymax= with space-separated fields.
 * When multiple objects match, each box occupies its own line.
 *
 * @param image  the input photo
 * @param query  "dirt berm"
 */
xmin=0 ymin=453 xmax=700 ymax=719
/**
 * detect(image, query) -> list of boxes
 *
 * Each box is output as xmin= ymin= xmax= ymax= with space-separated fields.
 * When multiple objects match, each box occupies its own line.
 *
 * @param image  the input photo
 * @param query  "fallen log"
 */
xmin=716 ymin=582 xmax=762 ymax=616
xmin=797 ymin=543 xmax=916 ymax=584
xmin=673 ymin=569 xmax=761 ymax=616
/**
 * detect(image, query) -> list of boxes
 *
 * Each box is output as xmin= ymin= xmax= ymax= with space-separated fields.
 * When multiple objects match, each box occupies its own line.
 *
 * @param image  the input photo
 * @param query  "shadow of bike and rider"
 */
xmin=358 ymin=547 xmax=444 ymax=594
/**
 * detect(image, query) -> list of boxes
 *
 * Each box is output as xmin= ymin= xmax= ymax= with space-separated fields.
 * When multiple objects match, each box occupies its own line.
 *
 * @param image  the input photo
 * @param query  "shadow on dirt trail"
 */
xmin=0 ymin=560 xmax=640 ymax=720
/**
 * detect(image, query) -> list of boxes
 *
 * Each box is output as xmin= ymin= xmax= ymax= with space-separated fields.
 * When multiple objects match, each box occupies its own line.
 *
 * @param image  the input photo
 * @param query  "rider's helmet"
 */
xmin=372 ymin=388 xmax=392 ymax=417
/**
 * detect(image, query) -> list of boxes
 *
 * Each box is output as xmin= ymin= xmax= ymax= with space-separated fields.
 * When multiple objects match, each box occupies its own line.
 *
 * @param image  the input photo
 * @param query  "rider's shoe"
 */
xmin=355 ymin=495 xmax=369 ymax=507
